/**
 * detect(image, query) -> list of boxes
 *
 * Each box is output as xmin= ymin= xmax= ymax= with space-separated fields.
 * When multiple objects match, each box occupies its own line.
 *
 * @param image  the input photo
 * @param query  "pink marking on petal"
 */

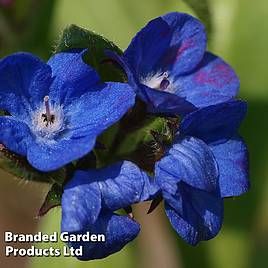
xmin=194 ymin=63 xmax=234 ymax=88
xmin=175 ymin=40 xmax=194 ymax=61
xmin=214 ymin=64 xmax=234 ymax=83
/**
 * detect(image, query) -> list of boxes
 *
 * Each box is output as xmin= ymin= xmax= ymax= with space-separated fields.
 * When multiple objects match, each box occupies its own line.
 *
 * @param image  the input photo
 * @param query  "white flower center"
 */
xmin=140 ymin=72 xmax=173 ymax=92
xmin=31 ymin=96 xmax=65 ymax=141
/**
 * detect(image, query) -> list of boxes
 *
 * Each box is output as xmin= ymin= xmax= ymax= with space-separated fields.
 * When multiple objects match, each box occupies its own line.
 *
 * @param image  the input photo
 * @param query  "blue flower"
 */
xmin=108 ymin=12 xmax=239 ymax=115
xmin=154 ymin=100 xmax=249 ymax=245
xmin=61 ymin=161 xmax=156 ymax=260
xmin=0 ymin=50 xmax=135 ymax=171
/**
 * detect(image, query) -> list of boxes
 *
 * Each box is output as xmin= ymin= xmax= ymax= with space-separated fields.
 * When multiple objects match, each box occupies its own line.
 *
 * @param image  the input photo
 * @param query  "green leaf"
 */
xmin=0 ymin=146 xmax=67 ymax=185
xmin=95 ymin=100 xmax=178 ymax=172
xmin=75 ymin=152 xmax=97 ymax=170
xmin=55 ymin=24 xmax=126 ymax=82
xmin=182 ymin=0 xmax=212 ymax=37
xmin=97 ymin=115 xmax=168 ymax=172
xmin=38 ymin=183 xmax=63 ymax=217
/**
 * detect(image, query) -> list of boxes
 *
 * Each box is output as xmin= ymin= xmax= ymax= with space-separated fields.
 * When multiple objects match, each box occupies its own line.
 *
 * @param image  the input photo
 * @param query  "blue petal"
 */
xmin=27 ymin=136 xmax=96 ymax=171
xmin=27 ymin=83 xmax=135 ymax=172
xmin=64 ymin=211 xmax=140 ymax=260
xmin=65 ymin=82 xmax=136 ymax=138
xmin=61 ymin=161 xmax=154 ymax=235
xmin=124 ymin=17 xmax=171 ymax=77
xmin=0 ymin=52 xmax=52 ymax=119
xmin=173 ymin=52 xmax=240 ymax=108
xmin=180 ymin=100 xmax=247 ymax=144
xmin=97 ymin=161 xmax=154 ymax=210
xmin=62 ymin=174 xmax=101 ymax=232
xmin=161 ymin=12 xmax=207 ymax=75
xmin=124 ymin=12 xmax=206 ymax=78
xmin=165 ymin=182 xmax=223 ymax=245
xmin=209 ymin=136 xmax=250 ymax=197
xmin=106 ymin=51 xmax=196 ymax=116
xmin=47 ymin=49 xmax=100 ymax=105
xmin=156 ymin=136 xmax=218 ymax=193
xmin=141 ymin=84 xmax=196 ymax=115
xmin=68 ymin=161 xmax=154 ymax=211
xmin=0 ymin=116 xmax=33 ymax=156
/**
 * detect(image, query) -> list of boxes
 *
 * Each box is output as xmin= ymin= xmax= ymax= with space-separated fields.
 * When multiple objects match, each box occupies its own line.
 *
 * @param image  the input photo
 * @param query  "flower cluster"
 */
xmin=0 ymin=12 xmax=249 ymax=260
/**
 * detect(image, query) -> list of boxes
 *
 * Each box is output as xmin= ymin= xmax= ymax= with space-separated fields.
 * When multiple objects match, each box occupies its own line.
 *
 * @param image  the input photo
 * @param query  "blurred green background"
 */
xmin=1 ymin=0 xmax=268 ymax=268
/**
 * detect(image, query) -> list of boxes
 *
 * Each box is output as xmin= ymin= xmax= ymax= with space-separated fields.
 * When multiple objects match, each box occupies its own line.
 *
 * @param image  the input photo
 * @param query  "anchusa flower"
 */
xmin=0 ymin=10 xmax=250 ymax=262
xmin=61 ymin=161 xmax=157 ymax=260
xmin=0 ymin=50 xmax=135 ymax=171
xmin=108 ymin=12 xmax=240 ymax=115
xmin=153 ymin=100 xmax=249 ymax=245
